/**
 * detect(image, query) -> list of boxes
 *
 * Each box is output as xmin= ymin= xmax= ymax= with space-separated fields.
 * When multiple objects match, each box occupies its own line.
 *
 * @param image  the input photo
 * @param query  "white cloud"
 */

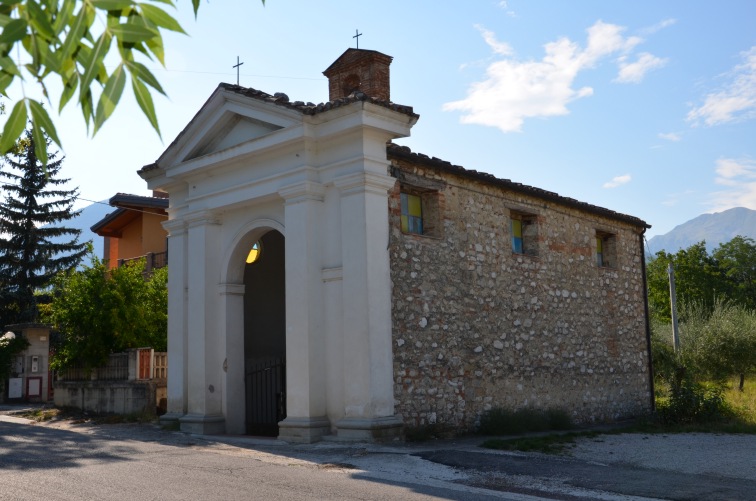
xmin=615 ymin=52 xmax=668 ymax=83
xmin=444 ymin=21 xmax=664 ymax=132
xmin=603 ymin=174 xmax=632 ymax=188
xmin=477 ymin=25 xmax=513 ymax=56
xmin=687 ymin=46 xmax=756 ymax=126
xmin=498 ymin=1 xmax=516 ymax=17
xmin=708 ymin=157 xmax=756 ymax=211
xmin=640 ymin=18 xmax=677 ymax=36
xmin=658 ymin=132 xmax=681 ymax=141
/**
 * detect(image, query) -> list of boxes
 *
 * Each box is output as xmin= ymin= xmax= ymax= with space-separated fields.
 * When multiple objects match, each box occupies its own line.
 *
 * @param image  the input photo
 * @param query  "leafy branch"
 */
xmin=0 ymin=0 xmax=265 ymax=164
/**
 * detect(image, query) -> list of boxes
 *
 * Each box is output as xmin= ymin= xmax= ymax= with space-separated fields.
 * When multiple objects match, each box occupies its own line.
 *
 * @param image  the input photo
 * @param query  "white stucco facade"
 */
xmin=140 ymin=84 xmax=418 ymax=442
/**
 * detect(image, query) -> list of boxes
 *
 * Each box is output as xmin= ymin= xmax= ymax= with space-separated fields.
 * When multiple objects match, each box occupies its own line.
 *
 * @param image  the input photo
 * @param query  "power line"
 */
xmin=0 ymin=179 xmax=167 ymax=219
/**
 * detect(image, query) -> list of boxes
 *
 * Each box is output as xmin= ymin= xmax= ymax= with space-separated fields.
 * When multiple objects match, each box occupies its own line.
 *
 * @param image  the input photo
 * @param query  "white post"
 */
xmin=668 ymin=262 xmax=680 ymax=352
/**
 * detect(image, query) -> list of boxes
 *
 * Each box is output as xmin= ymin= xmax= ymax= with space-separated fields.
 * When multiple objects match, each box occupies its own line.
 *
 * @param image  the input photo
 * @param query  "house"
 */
xmin=90 ymin=192 xmax=169 ymax=270
xmin=138 ymin=48 xmax=653 ymax=442
xmin=2 ymin=324 xmax=53 ymax=402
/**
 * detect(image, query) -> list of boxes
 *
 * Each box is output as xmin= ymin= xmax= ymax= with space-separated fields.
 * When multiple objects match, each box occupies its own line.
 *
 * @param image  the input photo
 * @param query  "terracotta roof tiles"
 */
xmin=387 ymin=143 xmax=650 ymax=229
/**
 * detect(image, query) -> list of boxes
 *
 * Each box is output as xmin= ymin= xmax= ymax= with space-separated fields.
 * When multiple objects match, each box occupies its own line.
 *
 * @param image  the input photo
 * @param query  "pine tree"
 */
xmin=0 ymin=126 xmax=89 ymax=325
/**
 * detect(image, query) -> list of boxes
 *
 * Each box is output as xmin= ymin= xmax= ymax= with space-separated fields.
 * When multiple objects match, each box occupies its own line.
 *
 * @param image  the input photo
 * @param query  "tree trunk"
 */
xmin=739 ymin=373 xmax=745 ymax=392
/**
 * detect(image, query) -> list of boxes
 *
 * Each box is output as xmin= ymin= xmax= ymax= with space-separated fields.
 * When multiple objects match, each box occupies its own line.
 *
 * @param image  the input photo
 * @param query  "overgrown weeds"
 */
xmin=405 ymin=423 xmax=457 ymax=442
xmin=478 ymin=407 xmax=573 ymax=435
xmin=17 ymin=405 xmax=157 ymax=425
xmin=482 ymin=431 xmax=599 ymax=454
xmin=18 ymin=406 xmax=62 ymax=422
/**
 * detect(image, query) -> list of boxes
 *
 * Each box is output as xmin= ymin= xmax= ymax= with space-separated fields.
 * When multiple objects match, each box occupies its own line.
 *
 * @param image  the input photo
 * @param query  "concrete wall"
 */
xmin=54 ymin=381 xmax=160 ymax=415
xmin=388 ymin=157 xmax=652 ymax=430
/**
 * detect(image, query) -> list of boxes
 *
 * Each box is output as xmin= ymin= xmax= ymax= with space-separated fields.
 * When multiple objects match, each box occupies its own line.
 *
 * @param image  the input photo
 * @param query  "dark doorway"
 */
xmin=243 ymin=230 xmax=286 ymax=436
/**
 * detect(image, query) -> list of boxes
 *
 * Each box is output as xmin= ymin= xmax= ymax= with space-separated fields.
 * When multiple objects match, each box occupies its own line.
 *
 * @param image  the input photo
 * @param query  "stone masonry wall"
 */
xmin=388 ymin=158 xmax=652 ymax=430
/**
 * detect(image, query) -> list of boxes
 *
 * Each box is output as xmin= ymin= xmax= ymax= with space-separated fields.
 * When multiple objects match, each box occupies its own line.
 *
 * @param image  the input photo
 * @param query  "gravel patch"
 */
xmin=568 ymin=432 xmax=756 ymax=480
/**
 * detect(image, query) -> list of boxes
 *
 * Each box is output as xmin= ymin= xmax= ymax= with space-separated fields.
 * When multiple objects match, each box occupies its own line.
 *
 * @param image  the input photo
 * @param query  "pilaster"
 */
xmin=219 ymin=282 xmax=246 ymax=435
xmin=160 ymin=218 xmax=188 ymax=424
xmin=332 ymin=172 xmax=402 ymax=441
xmin=182 ymin=211 xmax=225 ymax=434
xmin=276 ymin=181 xmax=331 ymax=443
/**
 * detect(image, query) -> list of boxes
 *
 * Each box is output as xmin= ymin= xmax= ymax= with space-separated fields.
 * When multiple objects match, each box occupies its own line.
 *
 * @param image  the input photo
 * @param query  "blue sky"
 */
xmin=13 ymin=0 xmax=755 ymax=239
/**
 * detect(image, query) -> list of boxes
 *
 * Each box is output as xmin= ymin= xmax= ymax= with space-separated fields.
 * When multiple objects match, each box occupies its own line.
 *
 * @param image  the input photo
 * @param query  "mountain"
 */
xmin=646 ymin=207 xmax=756 ymax=255
xmin=44 ymin=201 xmax=111 ymax=264
xmin=72 ymin=201 xmax=112 ymax=260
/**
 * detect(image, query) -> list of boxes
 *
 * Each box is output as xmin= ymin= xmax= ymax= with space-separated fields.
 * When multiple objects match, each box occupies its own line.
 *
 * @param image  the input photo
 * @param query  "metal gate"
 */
xmin=245 ymin=357 xmax=286 ymax=436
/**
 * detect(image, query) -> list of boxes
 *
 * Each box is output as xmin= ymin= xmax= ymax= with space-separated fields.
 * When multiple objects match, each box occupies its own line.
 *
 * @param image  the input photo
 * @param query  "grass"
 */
xmin=18 ymin=407 xmax=62 ymax=422
xmin=724 ymin=378 xmax=756 ymax=425
xmin=482 ymin=431 xmax=600 ymax=454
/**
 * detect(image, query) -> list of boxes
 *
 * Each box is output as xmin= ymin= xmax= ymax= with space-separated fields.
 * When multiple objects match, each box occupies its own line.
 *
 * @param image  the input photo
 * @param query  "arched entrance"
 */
xmin=243 ymin=230 xmax=286 ymax=435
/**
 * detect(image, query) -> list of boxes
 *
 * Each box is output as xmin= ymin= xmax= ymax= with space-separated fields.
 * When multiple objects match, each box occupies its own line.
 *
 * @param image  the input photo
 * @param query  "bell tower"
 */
xmin=323 ymin=49 xmax=393 ymax=102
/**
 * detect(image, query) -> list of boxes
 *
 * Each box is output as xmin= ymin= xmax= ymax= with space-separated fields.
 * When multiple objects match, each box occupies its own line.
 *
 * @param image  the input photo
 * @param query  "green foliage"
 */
xmin=0 ymin=333 xmax=29 ymax=378
xmin=478 ymin=407 xmax=573 ymax=435
xmin=656 ymin=380 xmax=729 ymax=425
xmin=46 ymin=254 xmax=167 ymax=370
xmin=0 ymin=0 xmax=266 ymax=163
xmin=646 ymin=242 xmax=726 ymax=322
xmin=713 ymin=236 xmax=756 ymax=310
xmin=0 ymin=125 xmax=87 ymax=325
xmin=647 ymin=237 xmax=756 ymax=323
xmin=651 ymin=300 xmax=756 ymax=424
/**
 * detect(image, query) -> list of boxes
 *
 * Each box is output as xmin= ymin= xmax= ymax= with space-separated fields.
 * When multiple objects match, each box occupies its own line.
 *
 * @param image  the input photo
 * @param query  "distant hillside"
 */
xmin=72 ymin=201 xmax=112 ymax=260
xmin=43 ymin=201 xmax=111 ymax=264
xmin=647 ymin=207 xmax=756 ymax=255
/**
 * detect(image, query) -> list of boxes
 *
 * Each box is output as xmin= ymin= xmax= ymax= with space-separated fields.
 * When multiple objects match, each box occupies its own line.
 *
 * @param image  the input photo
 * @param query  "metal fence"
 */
xmin=57 ymin=352 xmax=129 ymax=381
xmin=118 ymin=251 xmax=168 ymax=272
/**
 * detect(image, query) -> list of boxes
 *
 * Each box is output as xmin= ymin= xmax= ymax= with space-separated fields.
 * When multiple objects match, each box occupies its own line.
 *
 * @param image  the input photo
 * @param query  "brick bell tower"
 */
xmin=323 ymin=48 xmax=393 ymax=102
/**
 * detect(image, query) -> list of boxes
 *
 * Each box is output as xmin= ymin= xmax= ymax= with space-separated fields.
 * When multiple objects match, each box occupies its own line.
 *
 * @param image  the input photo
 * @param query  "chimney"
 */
xmin=323 ymin=49 xmax=393 ymax=102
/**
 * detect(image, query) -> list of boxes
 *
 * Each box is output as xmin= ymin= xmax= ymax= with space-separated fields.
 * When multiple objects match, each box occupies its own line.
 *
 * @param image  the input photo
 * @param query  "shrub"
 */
xmin=656 ymin=380 xmax=730 ymax=425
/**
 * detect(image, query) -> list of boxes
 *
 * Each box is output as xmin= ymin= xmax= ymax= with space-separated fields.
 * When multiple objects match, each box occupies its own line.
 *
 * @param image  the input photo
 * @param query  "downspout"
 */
xmin=639 ymin=229 xmax=655 ymax=412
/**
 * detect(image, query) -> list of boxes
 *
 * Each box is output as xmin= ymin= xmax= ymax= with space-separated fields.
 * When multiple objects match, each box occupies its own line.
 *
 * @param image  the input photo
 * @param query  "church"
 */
xmin=139 ymin=48 xmax=653 ymax=442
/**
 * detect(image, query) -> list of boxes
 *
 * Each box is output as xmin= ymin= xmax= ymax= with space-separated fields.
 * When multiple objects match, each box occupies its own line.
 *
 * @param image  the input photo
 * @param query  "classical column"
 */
xmin=179 ymin=211 xmax=226 ymax=434
xmin=333 ymin=172 xmax=402 ymax=440
xmin=160 ymin=219 xmax=188 ymax=424
xmin=276 ymin=181 xmax=331 ymax=443
xmin=219 ymin=282 xmax=245 ymax=435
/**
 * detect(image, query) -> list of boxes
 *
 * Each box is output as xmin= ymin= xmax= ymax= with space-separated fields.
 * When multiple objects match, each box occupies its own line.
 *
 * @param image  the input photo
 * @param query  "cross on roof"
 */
xmin=353 ymin=29 xmax=362 ymax=49
xmin=232 ymin=56 xmax=244 ymax=86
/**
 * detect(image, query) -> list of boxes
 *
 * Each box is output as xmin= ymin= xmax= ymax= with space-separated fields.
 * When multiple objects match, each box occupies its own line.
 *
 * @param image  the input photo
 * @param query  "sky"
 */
xmin=5 ymin=0 xmax=755 ymax=240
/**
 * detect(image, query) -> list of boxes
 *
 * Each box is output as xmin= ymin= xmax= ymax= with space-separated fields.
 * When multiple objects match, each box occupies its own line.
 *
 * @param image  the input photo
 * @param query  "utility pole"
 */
xmin=668 ymin=262 xmax=680 ymax=352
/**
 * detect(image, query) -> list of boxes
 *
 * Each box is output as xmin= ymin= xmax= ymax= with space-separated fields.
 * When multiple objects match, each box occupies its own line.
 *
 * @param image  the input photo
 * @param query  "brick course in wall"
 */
xmin=387 ymin=148 xmax=653 ymax=431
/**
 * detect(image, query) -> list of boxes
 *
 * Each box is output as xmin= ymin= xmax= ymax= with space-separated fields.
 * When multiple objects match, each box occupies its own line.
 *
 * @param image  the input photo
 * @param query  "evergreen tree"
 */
xmin=0 ymin=126 xmax=88 ymax=325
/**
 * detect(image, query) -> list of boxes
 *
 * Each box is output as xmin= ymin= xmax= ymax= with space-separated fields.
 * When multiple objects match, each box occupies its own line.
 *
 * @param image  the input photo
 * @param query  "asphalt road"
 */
xmin=2 ymin=413 xmax=755 ymax=501
xmin=0 ymin=419 xmax=542 ymax=501
xmin=418 ymin=449 xmax=756 ymax=501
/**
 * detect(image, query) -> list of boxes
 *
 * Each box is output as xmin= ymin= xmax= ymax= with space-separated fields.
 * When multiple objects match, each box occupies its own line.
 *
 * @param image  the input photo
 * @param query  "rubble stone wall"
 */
xmin=388 ymin=158 xmax=652 ymax=430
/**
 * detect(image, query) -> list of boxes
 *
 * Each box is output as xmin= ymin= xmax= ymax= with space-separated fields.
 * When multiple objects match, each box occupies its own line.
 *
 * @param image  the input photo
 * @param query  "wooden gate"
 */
xmin=245 ymin=357 xmax=286 ymax=436
xmin=138 ymin=348 xmax=152 ymax=380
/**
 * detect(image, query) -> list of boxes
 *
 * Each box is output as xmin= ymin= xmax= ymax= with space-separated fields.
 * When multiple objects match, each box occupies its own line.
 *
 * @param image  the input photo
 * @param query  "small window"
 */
xmin=401 ymin=192 xmax=424 ymax=235
xmin=511 ymin=212 xmax=537 ymax=256
xmin=246 ymin=241 xmax=262 ymax=264
xmin=596 ymin=231 xmax=616 ymax=268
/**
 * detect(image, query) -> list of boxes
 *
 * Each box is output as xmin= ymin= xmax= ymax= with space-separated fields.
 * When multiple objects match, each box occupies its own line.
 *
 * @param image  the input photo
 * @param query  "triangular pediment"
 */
xmin=155 ymin=85 xmax=304 ymax=169
xmin=184 ymin=113 xmax=283 ymax=160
